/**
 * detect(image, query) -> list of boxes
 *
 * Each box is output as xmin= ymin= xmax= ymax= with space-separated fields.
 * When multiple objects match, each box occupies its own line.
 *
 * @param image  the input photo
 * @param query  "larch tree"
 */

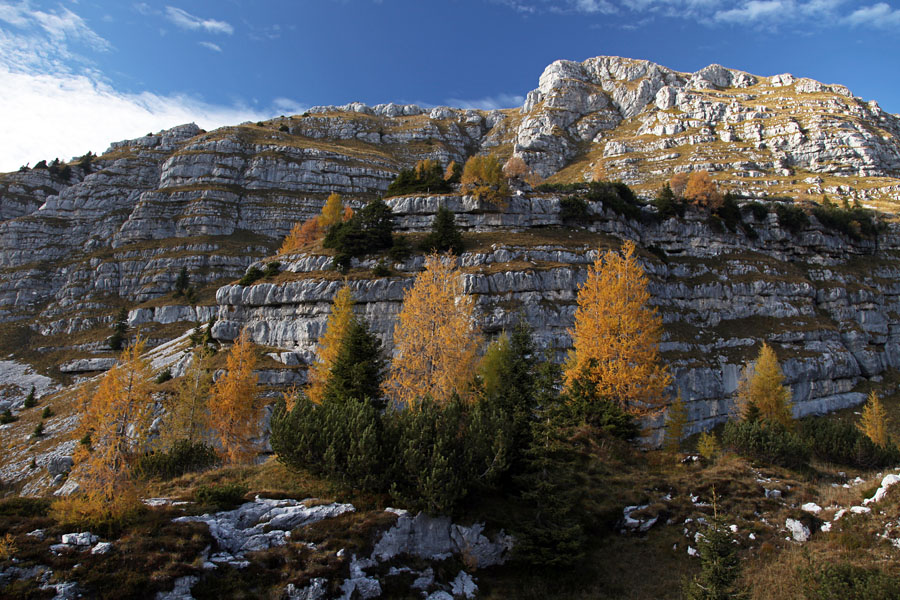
xmin=279 ymin=192 xmax=352 ymax=255
xmin=663 ymin=393 xmax=689 ymax=455
xmin=320 ymin=192 xmax=347 ymax=229
xmin=306 ymin=285 xmax=355 ymax=404
xmin=160 ymin=348 xmax=213 ymax=448
xmin=70 ymin=337 xmax=155 ymax=516
xmin=384 ymin=253 xmax=479 ymax=408
xmin=735 ymin=343 xmax=793 ymax=428
xmin=460 ymin=155 xmax=509 ymax=204
xmin=563 ymin=240 xmax=671 ymax=417
xmin=858 ymin=391 xmax=889 ymax=447
xmin=208 ymin=329 xmax=260 ymax=464
xmin=684 ymin=171 xmax=723 ymax=211
xmin=669 ymin=172 xmax=689 ymax=198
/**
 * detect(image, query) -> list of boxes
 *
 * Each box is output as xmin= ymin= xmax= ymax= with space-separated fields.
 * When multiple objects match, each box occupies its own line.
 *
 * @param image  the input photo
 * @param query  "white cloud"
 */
xmin=446 ymin=93 xmax=526 ymax=110
xmin=32 ymin=5 xmax=110 ymax=50
xmin=272 ymin=97 xmax=307 ymax=115
xmin=165 ymin=6 xmax=233 ymax=35
xmin=845 ymin=2 xmax=900 ymax=26
xmin=0 ymin=67 xmax=273 ymax=171
xmin=198 ymin=41 xmax=221 ymax=52
xmin=714 ymin=0 xmax=785 ymax=22
xmin=573 ymin=0 xmax=617 ymax=12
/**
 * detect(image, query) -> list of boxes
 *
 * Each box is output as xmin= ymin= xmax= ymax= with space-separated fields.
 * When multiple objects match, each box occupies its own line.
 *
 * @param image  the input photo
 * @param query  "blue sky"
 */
xmin=1 ymin=0 xmax=898 ymax=172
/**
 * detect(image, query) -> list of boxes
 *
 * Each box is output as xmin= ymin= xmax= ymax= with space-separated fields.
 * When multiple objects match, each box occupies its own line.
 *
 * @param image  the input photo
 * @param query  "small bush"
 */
xmin=0 ymin=409 xmax=16 ymax=424
xmin=745 ymin=201 xmax=769 ymax=222
xmin=136 ymin=440 xmax=219 ymax=481
xmin=155 ymin=369 xmax=173 ymax=384
xmin=23 ymin=386 xmax=36 ymax=408
xmin=0 ymin=496 xmax=50 ymax=517
xmin=194 ymin=483 xmax=248 ymax=509
xmin=714 ymin=193 xmax=742 ymax=232
xmin=372 ymin=261 xmax=392 ymax=277
xmin=264 ymin=261 xmax=281 ymax=277
xmin=812 ymin=204 xmax=879 ymax=240
xmin=31 ymin=421 xmax=44 ymax=438
xmin=386 ymin=159 xmax=452 ymax=197
xmin=774 ymin=203 xmax=809 ymax=234
xmin=722 ymin=420 xmax=809 ymax=468
xmin=559 ymin=196 xmax=590 ymax=222
xmin=238 ymin=266 xmax=264 ymax=286
xmin=798 ymin=561 xmax=900 ymax=599
xmin=800 ymin=418 xmax=900 ymax=469
xmin=41 ymin=406 xmax=53 ymax=419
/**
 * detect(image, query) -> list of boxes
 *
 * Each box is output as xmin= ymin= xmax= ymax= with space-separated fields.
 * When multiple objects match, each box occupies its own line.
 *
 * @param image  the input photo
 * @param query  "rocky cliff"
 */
xmin=1 ymin=55 xmax=900 ymax=444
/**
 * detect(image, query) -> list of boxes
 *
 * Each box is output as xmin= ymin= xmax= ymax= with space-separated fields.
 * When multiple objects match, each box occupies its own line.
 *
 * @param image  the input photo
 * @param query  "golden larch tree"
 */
xmin=564 ymin=240 xmax=671 ymax=416
xmin=68 ymin=337 xmax=155 ymax=518
xmin=306 ymin=284 xmax=355 ymax=404
xmin=384 ymin=253 xmax=479 ymax=408
xmin=684 ymin=171 xmax=723 ymax=210
xmin=444 ymin=160 xmax=460 ymax=181
xmin=320 ymin=192 xmax=346 ymax=229
xmin=160 ymin=348 xmax=213 ymax=448
xmin=669 ymin=172 xmax=688 ymax=198
xmin=663 ymin=393 xmax=689 ymax=455
xmin=734 ymin=343 xmax=793 ymax=428
xmin=460 ymin=155 xmax=509 ymax=203
xmin=279 ymin=218 xmax=323 ymax=255
xmin=858 ymin=391 xmax=889 ymax=447
xmin=208 ymin=329 xmax=260 ymax=464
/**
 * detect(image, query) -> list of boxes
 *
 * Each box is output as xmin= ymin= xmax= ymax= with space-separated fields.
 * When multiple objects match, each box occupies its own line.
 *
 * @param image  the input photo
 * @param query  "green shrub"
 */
xmin=41 ymin=406 xmax=53 ymax=419
xmin=155 ymin=369 xmax=173 ymax=384
xmin=745 ymin=201 xmax=769 ymax=222
xmin=136 ymin=440 xmax=219 ymax=481
xmin=386 ymin=161 xmax=452 ymax=197
xmin=324 ymin=199 xmax=395 ymax=270
xmin=372 ymin=261 xmax=392 ymax=277
xmin=722 ymin=420 xmax=809 ymax=468
xmin=652 ymin=183 xmax=685 ymax=218
xmin=23 ymin=386 xmax=36 ymax=408
xmin=420 ymin=206 xmax=464 ymax=255
xmin=0 ymin=409 xmax=15 ymax=424
xmin=714 ymin=193 xmax=742 ymax=232
xmin=800 ymin=418 xmax=900 ymax=469
xmin=559 ymin=196 xmax=590 ymax=222
xmin=238 ymin=266 xmax=264 ymax=286
xmin=31 ymin=421 xmax=44 ymax=438
xmin=0 ymin=496 xmax=51 ymax=517
xmin=194 ymin=483 xmax=248 ymax=509
xmin=811 ymin=204 xmax=879 ymax=240
xmin=264 ymin=261 xmax=281 ymax=277
xmin=774 ymin=203 xmax=809 ymax=234
xmin=798 ymin=561 xmax=900 ymax=599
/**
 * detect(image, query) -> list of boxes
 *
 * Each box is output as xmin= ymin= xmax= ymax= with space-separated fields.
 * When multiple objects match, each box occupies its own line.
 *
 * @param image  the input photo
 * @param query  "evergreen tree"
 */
xmin=683 ymin=493 xmax=742 ymax=600
xmin=323 ymin=317 xmax=385 ymax=408
xmin=324 ymin=199 xmax=395 ymax=270
xmin=420 ymin=206 xmax=464 ymax=255
xmin=174 ymin=267 xmax=189 ymax=297
xmin=654 ymin=182 xmax=684 ymax=218
xmin=307 ymin=285 xmax=354 ymax=405
xmin=23 ymin=385 xmax=36 ymax=408
xmin=108 ymin=307 xmax=129 ymax=351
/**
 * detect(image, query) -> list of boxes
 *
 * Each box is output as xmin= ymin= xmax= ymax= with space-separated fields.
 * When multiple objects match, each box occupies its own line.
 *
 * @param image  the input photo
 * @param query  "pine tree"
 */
xmin=307 ymin=285 xmax=355 ymax=404
xmin=564 ymin=240 xmax=671 ymax=417
xmin=444 ymin=160 xmax=462 ymax=183
xmin=174 ymin=267 xmax=189 ymax=297
xmin=735 ymin=343 xmax=793 ymax=428
xmin=208 ymin=330 xmax=260 ymax=464
xmin=858 ymin=390 xmax=889 ymax=447
xmin=323 ymin=317 xmax=385 ymax=407
xmin=23 ymin=385 xmax=36 ymax=408
xmin=663 ymin=393 xmax=689 ymax=455
xmin=683 ymin=492 xmax=742 ymax=600
xmin=420 ymin=206 xmax=464 ymax=255
xmin=108 ymin=307 xmax=129 ymax=351
xmin=384 ymin=253 xmax=479 ymax=408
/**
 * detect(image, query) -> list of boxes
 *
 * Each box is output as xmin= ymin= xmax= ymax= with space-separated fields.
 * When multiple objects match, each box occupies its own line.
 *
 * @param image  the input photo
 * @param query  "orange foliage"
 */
xmin=684 ymin=171 xmax=723 ymax=210
xmin=306 ymin=285 xmax=354 ymax=405
xmin=208 ymin=329 xmax=260 ymax=464
xmin=384 ymin=253 xmax=479 ymax=407
xmin=669 ymin=172 xmax=688 ymax=198
xmin=279 ymin=218 xmax=323 ymax=255
xmin=320 ymin=192 xmax=346 ymax=229
xmin=503 ymin=156 xmax=530 ymax=179
xmin=69 ymin=337 xmax=154 ymax=517
xmin=564 ymin=240 xmax=671 ymax=416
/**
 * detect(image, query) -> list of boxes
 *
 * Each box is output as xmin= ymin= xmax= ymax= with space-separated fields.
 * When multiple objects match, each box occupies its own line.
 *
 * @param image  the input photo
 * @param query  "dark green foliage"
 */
xmin=559 ymin=196 xmax=590 ymax=222
xmin=324 ymin=199 xmax=395 ymax=270
xmin=0 ymin=496 xmax=50 ymax=517
xmin=745 ymin=201 xmax=769 ymax=222
xmin=800 ymin=418 xmax=900 ymax=469
xmin=536 ymin=181 xmax=644 ymax=221
xmin=238 ymin=266 xmax=264 ymax=285
xmin=155 ymin=369 xmax=173 ymax=384
xmin=33 ymin=159 xmax=48 ymax=169
xmin=323 ymin=318 xmax=385 ymax=408
xmin=513 ymin=401 xmax=588 ymax=568
xmin=683 ymin=498 xmax=742 ymax=600
xmin=386 ymin=162 xmax=452 ymax=197
xmin=136 ymin=440 xmax=219 ymax=481
xmin=564 ymin=371 xmax=639 ymax=440
xmin=41 ymin=406 xmax=53 ymax=419
xmin=798 ymin=561 xmax=900 ymax=600
xmin=194 ymin=483 xmax=248 ymax=509
xmin=372 ymin=260 xmax=392 ymax=277
xmin=811 ymin=203 xmax=880 ymax=240
xmin=264 ymin=261 xmax=281 ymax=277
xmin=23 ymin=385 xmax=36 ymax=408
xmin=774 ymin=203 xmax=809 ymax=234
xmin=653 ymin=183 xmax=685 ymax=218
xmin=108 ymin=307 xmax=129 ymax=351
xmin=722 ymin=420 xmax=810 ymax=468
xmin=279 ymin=124 xmax=289 ymax=132
xmin=0 ymin=409 xmax=16 ymax=424
xmin=76 ymin=151 xmax=94 ymax=174
xmin=715 ymin=193 xmax=742 ymax=232
xmin=388 ymin=235 xmax=412 ymax=262
xmin=420 ymin=206 xmax=464 ymax=255
xmin=32 ymin=421 xmax=44 ymax=438
xmin=173 ymin=267 xmax=190 ymax=297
